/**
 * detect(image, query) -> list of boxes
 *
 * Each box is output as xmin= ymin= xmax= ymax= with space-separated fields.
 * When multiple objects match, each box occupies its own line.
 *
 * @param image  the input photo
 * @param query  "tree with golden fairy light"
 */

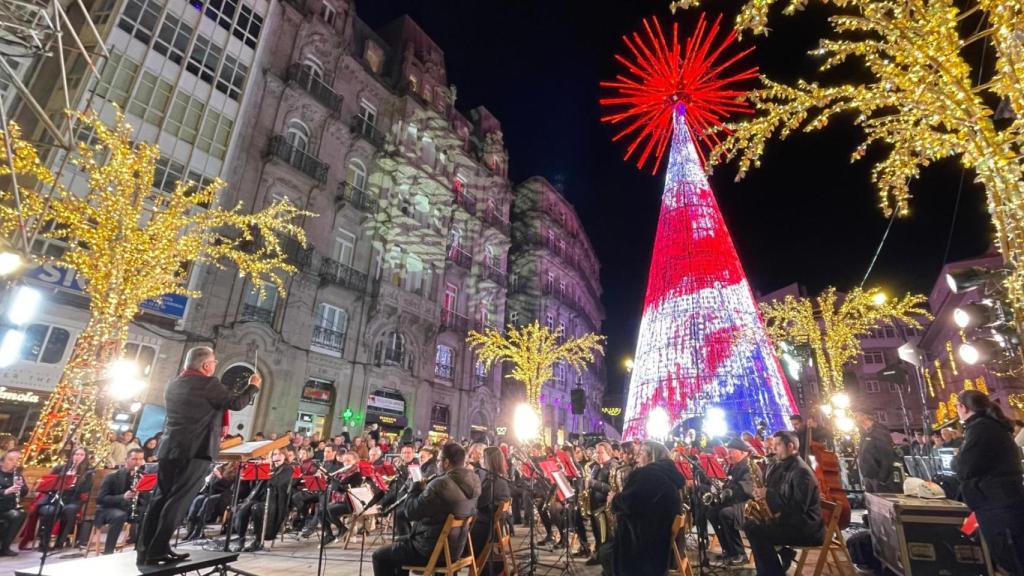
xmin=2 ymin=111 xmax=311 ymax=466
xmin=760 ymin=287 xmax=930 ymax=397
xmin=466 ymin=321 xmax=605 ymax=410
xmin=671 ymin=0 xmax=1024 ymax=323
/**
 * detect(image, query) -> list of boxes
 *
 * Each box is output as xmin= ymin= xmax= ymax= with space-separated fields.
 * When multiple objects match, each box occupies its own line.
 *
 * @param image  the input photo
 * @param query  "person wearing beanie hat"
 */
xmin=708 ymin=436 xmax=756 ymax=566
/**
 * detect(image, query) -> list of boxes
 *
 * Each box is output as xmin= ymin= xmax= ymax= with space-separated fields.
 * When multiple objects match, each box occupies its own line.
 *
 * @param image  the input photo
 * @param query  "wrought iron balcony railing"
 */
xmin=268 ymin=135 xmax=328 ymax=183
xmin=446 ymin=245 xmax=472 ymax=269
xmin=481 ymin=209 xmax=510 ymax=236
xmin=241 ymin=303 xmax=274 ymax=323
xmin=482 ymin=264 xmax=507 ymax=287
xmin=320 ymin=258 xmax=370 ymax=292
xmin=440 ymin=307 xmax=470 ymax=333
xmin=311 ymin=325 xmax=346 ymax=352
xmin=286 ymin=63 xmax=342 ymax=114
xmin=337 ymin=182 xmax=379 ymax=213
xmin=351 ymin=116 xmax=387 ymax=148
xmin=453 ymin=190 xmax=476 ymax=215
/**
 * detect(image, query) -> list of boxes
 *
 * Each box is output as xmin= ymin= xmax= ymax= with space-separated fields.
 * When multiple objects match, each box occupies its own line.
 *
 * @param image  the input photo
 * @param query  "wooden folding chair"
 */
xmin=668 ymin=513 xmax=694 ymax=576
xmin=403 ymin=514 xmax=478 ymax=576
xmin=792 ymin=500 xmax=855 ymax=576
xmin=474 ymin=501 xmax=517 ymax=575
xmin=84 ymin=522 xmax=129 ymax=558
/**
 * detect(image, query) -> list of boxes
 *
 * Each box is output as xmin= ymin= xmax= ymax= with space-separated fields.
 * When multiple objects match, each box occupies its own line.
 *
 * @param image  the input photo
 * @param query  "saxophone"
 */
xmin=579 ymin=460 xmax=596 ymax=516
xmin=743 ymin=456 xmax=778 ymax=525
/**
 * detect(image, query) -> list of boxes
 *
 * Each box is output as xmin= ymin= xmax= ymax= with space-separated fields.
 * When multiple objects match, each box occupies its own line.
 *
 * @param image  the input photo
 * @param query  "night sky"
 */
xmin=355 ymin=0 xmax=993 ymax=402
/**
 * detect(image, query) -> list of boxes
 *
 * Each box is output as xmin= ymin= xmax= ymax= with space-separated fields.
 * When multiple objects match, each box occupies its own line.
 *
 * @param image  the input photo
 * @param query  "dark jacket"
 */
xmin=472 ymin=473 xmax=511 ymax=549
xmin=722 ymin=456 xmax=755 ymax=506
xmin=158 ymin=373 xmax=257 ymax=461
xmin=97 ymin=467 xmax=134 ymax=512
xmin=589 ymin=458 xmax=616 ymax=507
xmin=246 ymin=463 xmax=294 ymax=540
xmin=403 ymin=465 xmax=481 ymax=557
xmin=957 ymin=412 xmax=1024 ymax=511
xmin=857 ymin=422 xmax=896 ymax=483
xmin=50 ymin=464 xmax=94 ymax=504
xmin=0 ymin=468 xmax=28 ymax=513
xmin=611 ymin=459 xmax=684 ymax=576
xmin=760 ymin=454 xmax=824 ymax=545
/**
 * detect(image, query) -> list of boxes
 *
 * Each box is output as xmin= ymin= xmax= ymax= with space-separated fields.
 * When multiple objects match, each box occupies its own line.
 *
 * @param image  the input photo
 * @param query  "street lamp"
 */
xmin=623 ymin=357 xmax=634 ymax=373
xmin=871 ymin=291 xmax=888 ymax=306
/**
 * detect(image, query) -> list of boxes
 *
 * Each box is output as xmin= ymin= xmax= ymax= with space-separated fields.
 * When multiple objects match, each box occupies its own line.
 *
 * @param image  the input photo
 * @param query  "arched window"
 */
xmin=483 ymin=245 xmax=495 ymax=269
xmin=320 ymin=1 xmax=336 ymax=25
xmin=286 ymin=119 xmax=310 ymax=153
xmin=346 ymin=159 xmax=366 ymax=191
xmin=302 ymin=55 xmax=324 ymax=82
xmin=434 ymin=344 xmax=454 ymax=379
xmin=376 ymin=331 xmax=406 ymax=366
xmin=449 ymin=226 xmax=462 ymax=250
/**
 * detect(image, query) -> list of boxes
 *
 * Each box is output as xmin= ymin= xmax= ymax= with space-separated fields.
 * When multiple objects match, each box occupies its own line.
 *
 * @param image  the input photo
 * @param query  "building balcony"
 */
xmin=286 ymin=63 xmax=342 ymax=114
xmin=440 ymin=307 xmax=470 ymax=333
xmin=482 ymin=264 xmax=507 ymax=287
xmin=434 ymin=362 xmax=454 ymax=380
xmin=281 ymin=0 xmax=306 ymax=14
xmin=481 ymin=210 xmax=510 ymax=236
xmin=351 ymin=116 xmax=387 ymax=148
xmin=241 ymin=303 xmax=274 ymax=323
xmin=453 ymin=190 xmax=476 ymax=215
xmin=446 ymin=245 xmax=472 ymax=269
xmin=380 ymin=346 xmax=405 ymax=366
xmin=337 ymin=182 xmax=378 ymax=213
xmin=474 ymin=319 xmax=498 ymax=333
xmin=311 ymin=325 xmax=346 ymax=356
xmin=268 ymin=135 xmax=328 ymax=183
xmin=320 ymin=258 xmax=370 ymax=292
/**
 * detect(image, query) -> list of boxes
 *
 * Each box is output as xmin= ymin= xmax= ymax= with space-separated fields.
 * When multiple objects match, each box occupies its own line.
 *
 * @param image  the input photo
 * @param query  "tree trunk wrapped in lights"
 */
xmin=466 ymin=321 xmax=604 ymax=410
xmin=1 ymin=111 xmax=311 ymax=466
xmin=760 ymin=287 xmax=931 ymax=397
xmin=671 ymin=0 xmax=1024 ymax=328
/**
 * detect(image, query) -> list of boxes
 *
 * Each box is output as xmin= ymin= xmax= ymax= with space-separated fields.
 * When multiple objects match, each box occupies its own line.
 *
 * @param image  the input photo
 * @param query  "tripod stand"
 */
xmin=35 ymin=418 xmax=82 ymax=576
xmin=684 ymin=455 xmax=729 ymax=576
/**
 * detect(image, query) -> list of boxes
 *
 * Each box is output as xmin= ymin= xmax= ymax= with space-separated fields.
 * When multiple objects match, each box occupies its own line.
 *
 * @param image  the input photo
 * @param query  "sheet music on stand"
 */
xmin=348 ymin=485 xmax=380 ymax=515
xmin=218 ymin=437 xmax=290 ymax=462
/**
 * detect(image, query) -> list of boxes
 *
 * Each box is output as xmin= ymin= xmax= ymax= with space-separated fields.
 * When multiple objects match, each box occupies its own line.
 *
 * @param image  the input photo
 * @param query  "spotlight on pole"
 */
xmin=703 ymin=406 xmax=728 ymax=439
xmin=6 ymin=285 xmax=42 ymax=326
xmin=0 ymin=251 xmax=23 ymax=278
xmin=0 ymin=329 xmax=26 ymax=368
xmin=513 ymin=403 xmax=540 ymax=443
xmin=646 ymin=406 xmax=671 ymax=440
xmin=958 ymin=339 xmax=1002 ymax=365
xmin=953 ymin=301 xmax=1001 ymax=330
xmin=107 ymin=359 xmax=147 ymax=400
xmin=945 ymin=267 xmax=991 ymax=294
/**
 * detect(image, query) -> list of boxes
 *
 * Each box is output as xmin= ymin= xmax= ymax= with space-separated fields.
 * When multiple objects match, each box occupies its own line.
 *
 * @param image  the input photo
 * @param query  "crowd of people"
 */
xmin=1 ymin=346 xmax=1023 ymax=575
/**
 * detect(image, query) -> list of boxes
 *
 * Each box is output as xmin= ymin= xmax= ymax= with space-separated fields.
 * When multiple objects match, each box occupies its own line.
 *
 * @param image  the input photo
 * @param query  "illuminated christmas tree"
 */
xmin=601 ymin=15 xmax=797 ymax=438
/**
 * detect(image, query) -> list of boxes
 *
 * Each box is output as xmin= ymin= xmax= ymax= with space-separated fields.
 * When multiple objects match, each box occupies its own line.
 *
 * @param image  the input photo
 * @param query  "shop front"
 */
xmin=366 ymin=389 xmax=408 ymax=444
xmin=428 ymin=403 xmax=450 ymax=445
xmin=0 ymin=386 xmax=47 ymax=442
xmin=295 ymin=378 xmax=333 ymax=437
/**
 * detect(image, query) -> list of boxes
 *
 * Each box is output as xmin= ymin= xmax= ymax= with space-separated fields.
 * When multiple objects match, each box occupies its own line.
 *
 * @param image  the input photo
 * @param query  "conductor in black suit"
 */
xmin=137 ymin=346 xmax=260 ymax=565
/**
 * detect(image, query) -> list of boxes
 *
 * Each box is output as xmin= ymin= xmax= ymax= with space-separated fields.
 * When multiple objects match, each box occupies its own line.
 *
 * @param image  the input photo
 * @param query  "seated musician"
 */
xmin=418 ymin=446 xmax=439 ymax=478
xmin=324 ymin=451 xmax=363 ymax=541
xmin=1 ymin=449 xmax=28 ymax=557
xmin=471 ymin=447 xmax=511 ymax=564
xmin=36 ymin=447 xmax=94 ymax=551
xmin=707 ymin=438 xmax=755 ymax=566
xmin=371 ymin=443 xmax=481 ymax=576
xmin=233 ymin=448 xmax=294 ymax=552
xmin=183 ymin=461 xmax=237 ymax=541
xmin=378 ymin=444 xmax=418 ymax=537
xmin=91 ymin=448 xmax=146 ymax=554
xmin=743 ymin=431 xmax=825 ymax=576
xmin=295 ymin=444 xmax=336 ymax=538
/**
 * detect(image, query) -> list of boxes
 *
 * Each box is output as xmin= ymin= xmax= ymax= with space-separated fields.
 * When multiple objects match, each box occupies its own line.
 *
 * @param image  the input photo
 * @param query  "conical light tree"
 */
xmin=466 ymin=321 xmax=605 ymax=410
xmin=2 ymin=111 xmax=310 ymax=466
xmin=602 ymin=15 xmax=797 ymax=439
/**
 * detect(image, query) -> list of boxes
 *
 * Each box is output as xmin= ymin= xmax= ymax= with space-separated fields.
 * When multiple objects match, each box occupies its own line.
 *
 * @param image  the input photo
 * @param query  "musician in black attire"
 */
xmin=90 ymin=449 xmax=145 ymax=554
xmin=744 ymin=431 xmax=824 ymax=576
xmin=954 ymin=390 xmax=1024 ymax=574
xmin=472 ymin=446 xmax=511 ymax=570
xmin=586 ymin=442 xmax=616 ymax=565
xmin=183 ymin=461 xmax=237 ymax=541
xmin=707 ymin=438 xmax=755 ymax=566
xmin=372 ymin=443 xmax=481 ymax=576
xmin=37 ymin=447 xmax=93 ymax=552
xmin=295 ymin=444 xmax=336 ymax=537
xmin=325 ymin=451 xmax=363 ymax=541
xmin=0 ymin=449 xmax=28 ymax=556
xmin=418 ymin=446 xmax=439 ymax=478
xmin=377 ymin=444 xmax=418 ymax=537
xmin=137 ymin=346 xmax=260 ymax=565
xmin=233 ymin=448 xmax=294 ymax=552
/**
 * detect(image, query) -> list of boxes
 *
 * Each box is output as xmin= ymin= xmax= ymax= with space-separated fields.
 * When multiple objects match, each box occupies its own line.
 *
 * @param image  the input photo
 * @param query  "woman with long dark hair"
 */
xmin=142 ymin=437 xmax=159 ymax=463
xmin=36 ymin=447 xmax=94 ymax=551
xmin=472 ymin=446 xmax=511 ymax=563
xmin=955 ymin=390 xmax=1024 ymax=574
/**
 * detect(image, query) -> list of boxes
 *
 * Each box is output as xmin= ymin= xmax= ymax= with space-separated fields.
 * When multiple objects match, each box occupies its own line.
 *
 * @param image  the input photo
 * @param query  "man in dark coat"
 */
xmin=91 ymin=448 xmax=145 ymax=554
xmin=376 ymin=443 xmax=418 ymax=538
xmin=609 ymin=441 xmax=685 ymax=576
xmin=137 ymin=346 xmax=260 ymax=565
xmin=744 ymin=431 xmax=825 ymax=576
xmin=0 ymin=449 xmax=28 ymax=557
xmin=854 ymin=409 xmax=897 ymax=492
xmin=372 ymin=443 xmax=481 ymax=576
xmin=586 ymin=442 xmax=617 ymax=565
xmin=708 ymin=437 xmax=755 ymax=565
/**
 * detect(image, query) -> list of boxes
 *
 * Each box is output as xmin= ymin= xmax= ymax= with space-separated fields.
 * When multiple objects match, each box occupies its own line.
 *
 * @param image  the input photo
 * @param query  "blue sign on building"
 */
xmin=24 ymin=263 xmax=189 ymax=320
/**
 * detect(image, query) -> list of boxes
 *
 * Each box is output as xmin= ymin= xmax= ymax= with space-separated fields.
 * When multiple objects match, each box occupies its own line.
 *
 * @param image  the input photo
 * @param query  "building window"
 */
xmin=546 ymin=272 xmax=555 ymax=293
xmin=20 ymin=323 xmax=72 ymax=364
xmin=863 ymin=350 xmax=884 ymax=364
xmin=122 ymin=342 xmax=157 ymax=378
xmin=186 ymin=35 xmax=222 ymax=84
xmin=448 ymin=227 xmax=462 ymax=251
xmin=153 ymin=12 xmax=193 ymax=66
xmin=884 ymin=327 xmax=896 ymax=338
xmin=483 ymin=245 xmax=495 ymax=268
xmin=216 ymin=53 xmax=248 ymax=101
xmin=404 ymin=254 xmax=424 ymax=294
xmin=357 ymin=100 xmax=378 ymax=132
xmin=197 ymin=110 xmax=234 ymax=159
xmin=242 ymin=280 xmax=278 ymax=321
xmin=153 ymin=157 xmax=185 ymax=193
xmin=376 ymin=331 xmax=406 ymax=365
xmin=94 ymin=51 xmax=140 ymax=107
xmin=285 ymin=118 xmax=311 ymax=155
xmin=166 ymin=91 xmax=205 ymax=143
xmin=888 ymin=382 xmax=899 ymax=393
xmin=233 ymin=5 xmax=263 ymax=49
xmin=117 ymin=0 xmax=160 ymax=45
xmin=364 ymin=40 xmax=384 ymax=74
xmin=865 ymin=381 xmax=879 ymax=393
xmin=321 ymin=1 xmax=336 ymax=25
xmin=203 ymin=0 xmax=239 ymax=31
xmin=545 ymin=314 xmax=554 ymax=330
xmin=346 ymin=159 xmax=366 ymax=190
xmin=435 ymin=345 xmax=454 ymax=380
xmin=128 ymin=70 xmax=173 ymax=124
xmin=876 ymin=411 xmax=888 ymax=423
xmin=558 ymin=281 xmax=566 ymax=298
xmin=509 ymin=310 xmax=519 ymax=326
xmin=334 ymin=229 xmax=355 ymax=265
xmin=315 ymin=303 xmax=347 ymax=340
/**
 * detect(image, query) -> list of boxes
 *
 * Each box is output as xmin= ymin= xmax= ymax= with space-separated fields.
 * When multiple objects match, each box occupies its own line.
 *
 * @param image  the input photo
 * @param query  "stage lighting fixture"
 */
xmin=958 ymin=339 xmax=1002 ymax=365
xmin=107 ymin=359 xmax=147 ymax=400
xmin=703 ymin=407 xmax=728 ymax=438
xmin=0 ymin=329 xmax=26 ymax=368
xmin=953 ymin=302 xmax=1000 ymax=330
xmin=646 ymin=407 xmax=671 ymax=439
xmin=945 ymin=267 xmax=991 ymax=294
xmin=0 ymin=251 xmax=23 ymax=277
xmin=513 ymin=403 xmax=540 ymax=442
xmin=6 ymin=285 xmax=41 ymax=326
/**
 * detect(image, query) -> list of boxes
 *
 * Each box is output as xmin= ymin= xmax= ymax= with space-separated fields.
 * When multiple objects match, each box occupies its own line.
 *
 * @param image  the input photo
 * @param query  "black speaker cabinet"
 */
xmin=866 ymin=492 xmax=993 ymax=576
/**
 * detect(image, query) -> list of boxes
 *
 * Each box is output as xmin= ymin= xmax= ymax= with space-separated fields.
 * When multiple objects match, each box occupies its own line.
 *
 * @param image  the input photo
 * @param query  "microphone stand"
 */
xmin=36 ymin=417 xmax=82 ymax=576
xmin=346 ymin=487 xmax=373 ymax=576
xmin=684 ymin=454 xmax=718 ymax=576
xmin=315 ymin=474 xmax=331 ymax=576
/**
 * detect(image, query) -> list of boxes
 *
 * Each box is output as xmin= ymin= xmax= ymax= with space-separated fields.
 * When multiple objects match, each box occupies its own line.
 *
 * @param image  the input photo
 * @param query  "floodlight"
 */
xmin=646 ymin=407 xmax=671 ymax=439
xmin=958 ymin=339 xmax=1002 ymax=365
xmin=107 ymin=359 xmax=147 ymax=400
xmin=6 ymin=285 xmax=41 ymax=326
xmin=703 ymin=407 xmax=728 ymax=438
xmin=0 ymin=329 xmax=26 ymax=368
xmin=0 ymin=251 xmax=23 ymax=277
xmin=945 ymin=267 xmax=990 ymax=294
xmin=513 ymin=403 xmax=540 ymax=442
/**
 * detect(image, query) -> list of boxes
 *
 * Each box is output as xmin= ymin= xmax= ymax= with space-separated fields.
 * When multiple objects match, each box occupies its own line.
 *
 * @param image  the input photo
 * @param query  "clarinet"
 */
xmin=128 ymin=465 xmax=143 ymax=522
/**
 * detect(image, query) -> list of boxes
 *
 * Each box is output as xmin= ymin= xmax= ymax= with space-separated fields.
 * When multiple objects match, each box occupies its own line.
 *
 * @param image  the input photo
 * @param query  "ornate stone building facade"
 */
xmin=506 ymin=177 xmax=608 ymax=444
